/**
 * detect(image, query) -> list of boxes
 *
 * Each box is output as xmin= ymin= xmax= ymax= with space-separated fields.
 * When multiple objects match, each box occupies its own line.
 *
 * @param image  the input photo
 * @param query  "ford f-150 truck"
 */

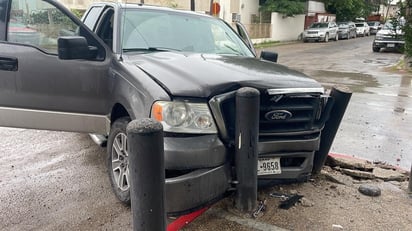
xmin=0 ymin=0 xmax=345 ymax=215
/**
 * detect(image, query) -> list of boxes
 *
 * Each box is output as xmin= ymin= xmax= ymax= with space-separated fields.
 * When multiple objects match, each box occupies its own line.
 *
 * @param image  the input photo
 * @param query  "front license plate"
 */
xmin=387 ymin=43 xmax=395 ymax=48
xmin=257 ymin=158 xmax=281 ymax=175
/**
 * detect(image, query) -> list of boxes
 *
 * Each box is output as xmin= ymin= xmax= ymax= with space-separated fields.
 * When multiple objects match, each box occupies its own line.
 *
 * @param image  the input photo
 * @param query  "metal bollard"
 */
xmin=313 ymin=86 xmax=352 ymax=174
xmin=235 ymin=87 xmax=260 ymax=212
xmin=408 ymin=164 xmax=412 ymax=197
xmin=127 ymin=119 xmax=166 ymax=231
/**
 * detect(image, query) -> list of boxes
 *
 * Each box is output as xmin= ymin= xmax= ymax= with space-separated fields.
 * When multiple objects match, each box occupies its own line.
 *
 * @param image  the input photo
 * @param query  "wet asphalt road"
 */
xmin=0 ymin=36 xmax=410 ymax=230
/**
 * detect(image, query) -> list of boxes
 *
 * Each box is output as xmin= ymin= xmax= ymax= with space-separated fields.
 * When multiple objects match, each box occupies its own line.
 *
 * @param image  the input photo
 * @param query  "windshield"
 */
xmin=338 ymin=23 xmax=349 ymax=28
xmin=383 ymin=21 xmax=403 ymax=30
xmin=355 ymin=23 xmax=364 ymax=27
xmin=121 ymin=9 xmax=254 ymax=57
xmin=310 ymin=23 xmax=328 ymax=28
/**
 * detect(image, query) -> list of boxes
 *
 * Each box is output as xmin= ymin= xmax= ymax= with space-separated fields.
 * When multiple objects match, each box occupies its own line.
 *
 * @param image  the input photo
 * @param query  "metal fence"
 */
xmin=244 ymin=23 xmax=271 ymax=39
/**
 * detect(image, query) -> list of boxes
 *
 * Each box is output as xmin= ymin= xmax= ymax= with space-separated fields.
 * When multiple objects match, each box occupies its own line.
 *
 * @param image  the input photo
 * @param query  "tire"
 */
xmin=335 ymin=34 xmax=339 ymax=41
xmin=346 ymin=33 xmax=350 ymax=40
xmin=324 ymin=33 xmax=329 ymax=43
xmin=107 ymin=116 xmax=131 ymax=204
xmin=372 ymin=46 xmax=380 ymax=52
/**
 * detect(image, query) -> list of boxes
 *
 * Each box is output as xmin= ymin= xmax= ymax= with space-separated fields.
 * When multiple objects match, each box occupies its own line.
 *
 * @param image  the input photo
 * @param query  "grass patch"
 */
xmin=254 ymin=41 xmax=280 ymax=49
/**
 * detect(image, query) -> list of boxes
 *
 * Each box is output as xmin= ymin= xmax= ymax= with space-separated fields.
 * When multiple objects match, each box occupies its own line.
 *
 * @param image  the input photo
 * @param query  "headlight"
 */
xmin=151 ymin=101 xmax=217 ymax=134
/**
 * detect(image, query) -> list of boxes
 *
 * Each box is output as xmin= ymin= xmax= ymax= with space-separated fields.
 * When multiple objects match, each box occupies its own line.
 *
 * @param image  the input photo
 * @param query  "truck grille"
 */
xmin=209 ymin=89 xmax=327 ymax=142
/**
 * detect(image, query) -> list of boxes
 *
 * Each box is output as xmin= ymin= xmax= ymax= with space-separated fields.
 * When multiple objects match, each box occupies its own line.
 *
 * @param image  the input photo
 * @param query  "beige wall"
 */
xmin=271 ymin=12 xmax=305 ymax=41
xmin=59 ymin=0 xmax=257 ymax=24
xmin=59 ymin=0 xmax=210 ymax=11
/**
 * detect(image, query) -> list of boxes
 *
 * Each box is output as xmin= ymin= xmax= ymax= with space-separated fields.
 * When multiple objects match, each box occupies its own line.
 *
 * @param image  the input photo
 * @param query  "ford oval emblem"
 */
xmin=265 ymin=110 xmax=292 ymax=121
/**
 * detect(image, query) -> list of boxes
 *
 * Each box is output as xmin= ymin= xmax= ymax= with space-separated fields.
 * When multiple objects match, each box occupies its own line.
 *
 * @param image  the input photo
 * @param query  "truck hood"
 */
xmin=126 ymin=52 xmax=321 ymax=98
xmin=377 ymin=28 xmax=403 ymax=36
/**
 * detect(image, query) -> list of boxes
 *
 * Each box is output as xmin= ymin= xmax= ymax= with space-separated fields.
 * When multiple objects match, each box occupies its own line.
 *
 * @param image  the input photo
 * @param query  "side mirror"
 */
xmin=58 ymin=36 xmax=97 ymax=60
xmin=260 ymin=51 xmax=278 ymax=63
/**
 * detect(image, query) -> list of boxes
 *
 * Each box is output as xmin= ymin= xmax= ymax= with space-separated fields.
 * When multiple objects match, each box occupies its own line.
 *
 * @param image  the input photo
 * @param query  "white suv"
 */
xmin=355 ymin=22 xmax=370 ymax=37
xmin=303 ymin=21 xmax=339 ymax=42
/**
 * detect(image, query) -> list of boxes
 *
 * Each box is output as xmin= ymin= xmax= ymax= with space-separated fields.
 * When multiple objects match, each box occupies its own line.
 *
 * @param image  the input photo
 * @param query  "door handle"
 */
xmin=0 ymin=57 xmax=18 ymax=71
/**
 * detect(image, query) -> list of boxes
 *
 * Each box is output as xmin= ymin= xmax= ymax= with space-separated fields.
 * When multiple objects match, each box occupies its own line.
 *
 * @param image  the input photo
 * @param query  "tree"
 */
xmin=398 ymin=0 xmax=412 ymax=57
xmin=260 ymin=0 xmax=306 ymax=17
xmin=322 ymin=0 xmax=371 ymax=21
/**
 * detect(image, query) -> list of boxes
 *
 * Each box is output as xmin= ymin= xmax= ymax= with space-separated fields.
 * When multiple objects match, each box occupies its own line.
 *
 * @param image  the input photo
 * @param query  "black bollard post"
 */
xmin=313 ymin=86 xmax=352 ymax=174
xmin=235 ymin=87 xmax=260 ymax=212
xmin=408 ymin=164 xmax=412 ymax=197
xmin=127 ymin=118 xmax=165 ymax=231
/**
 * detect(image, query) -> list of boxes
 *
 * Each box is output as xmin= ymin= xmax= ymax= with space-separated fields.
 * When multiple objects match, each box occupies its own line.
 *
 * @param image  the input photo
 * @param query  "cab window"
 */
xmin=7 ymin=0 xmax=79 ymax=54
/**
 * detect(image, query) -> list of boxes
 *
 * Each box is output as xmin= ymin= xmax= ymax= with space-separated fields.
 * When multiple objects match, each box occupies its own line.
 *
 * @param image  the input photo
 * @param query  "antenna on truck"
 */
xmin=119 ymin=0 xmax=128 ymax=61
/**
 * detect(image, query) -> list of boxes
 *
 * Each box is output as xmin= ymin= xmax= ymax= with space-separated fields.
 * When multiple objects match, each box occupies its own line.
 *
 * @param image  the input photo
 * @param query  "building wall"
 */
xmin=271 ymin=12 xmax=305 ymax=41
xmin=59 ymin=0 xmax=211 ymax=12
xmin=306 ymin=0 xmax=325 ymax=14
xmin=379 ymin=4 xmax=400 ymax=20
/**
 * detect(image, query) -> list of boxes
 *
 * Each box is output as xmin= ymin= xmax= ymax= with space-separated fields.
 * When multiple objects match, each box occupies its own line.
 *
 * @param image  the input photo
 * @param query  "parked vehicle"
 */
xmin=7 ymin=21 xmax=41 ymax=46
xmin=0 ymin=0 xmax=343 ymax=215
xmin=337 ymin=21 xmax=357 ymax=39
xmin=367 ymin=21 xmax=382 ymax=35
xmin=355 ymin=22 xmax=370 ymax=37
xmin=302 ymin=21 xmax=339 ymax=42
xmin=372 ymin=20 xmax=405 ymax=52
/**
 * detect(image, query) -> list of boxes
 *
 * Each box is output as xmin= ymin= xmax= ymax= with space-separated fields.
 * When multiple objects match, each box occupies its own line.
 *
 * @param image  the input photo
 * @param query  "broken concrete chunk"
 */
xmin=299 ymin=197 xmax=315 ymax=207
xmin=332 ymin=224 xmax=344 ymax=230
xmin=358 ymin=184 xmax=381 ymax=197
xmin=372 ymin=167 xmax=407 ymax=182
xmin=327 ymin=156 xmax=374 ymax=171
xmin=321 ymin=170 xmax=354 ymax=185
xmin=341 ymin=168 xmax=375 ymax=179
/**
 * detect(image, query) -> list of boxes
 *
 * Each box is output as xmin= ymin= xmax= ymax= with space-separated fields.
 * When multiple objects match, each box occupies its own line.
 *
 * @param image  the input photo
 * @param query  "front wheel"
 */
xmin=107 ymin=117 xmax=131 ymax=204
xmin=324 ymin=33 xmax=329 ymax=43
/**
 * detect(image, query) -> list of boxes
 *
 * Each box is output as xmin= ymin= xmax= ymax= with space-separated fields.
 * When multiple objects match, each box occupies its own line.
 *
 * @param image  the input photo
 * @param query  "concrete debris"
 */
xmin=372 ymin=168 xmax=407 ymax=181
xmin=327 ymin=156 xmax=373 ymax=171
xmin=321 ymin=170 xmax=354 ymax=186
xmin=326 ymin=155 xmax=408 ymax=182
xmin=341 ymin=169 xmax=375 ymax=179
xmin=332 ymin=224 xmax=344 ymax=230
xmin=299 ymin=197 xmax=315 ymax=207
xmin=358 ymin=184 xmax=381 ymax=197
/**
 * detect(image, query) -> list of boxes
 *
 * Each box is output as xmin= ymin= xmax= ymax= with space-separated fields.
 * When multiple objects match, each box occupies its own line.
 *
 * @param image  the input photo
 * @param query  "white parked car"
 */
xmin=302 ymin=21 xmax=339 ymax=42
xmin=355 ymin=22 xmax=370 ymax=37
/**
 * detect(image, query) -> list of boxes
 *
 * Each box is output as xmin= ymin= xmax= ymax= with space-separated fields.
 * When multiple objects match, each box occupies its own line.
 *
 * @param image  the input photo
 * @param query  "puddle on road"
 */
xmin=306 ymin=70 xmax=412 ymax=99
xmin=307 ymin=70 xmax=379 ymax=93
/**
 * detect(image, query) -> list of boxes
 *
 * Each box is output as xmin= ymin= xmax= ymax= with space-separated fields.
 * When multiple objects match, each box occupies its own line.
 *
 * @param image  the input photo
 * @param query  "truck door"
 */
xmin=0 ymin=0 xmax=110 ymax=134
xmin=235 ymin=22 xmax=256 ymax=56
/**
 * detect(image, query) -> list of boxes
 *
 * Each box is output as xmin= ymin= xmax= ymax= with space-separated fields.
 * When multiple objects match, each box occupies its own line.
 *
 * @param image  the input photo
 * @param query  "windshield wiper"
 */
xmin=123 ymin=47 xmax=182 ymax=52
xmin=222 ymin=44 xmax=243 ymax=55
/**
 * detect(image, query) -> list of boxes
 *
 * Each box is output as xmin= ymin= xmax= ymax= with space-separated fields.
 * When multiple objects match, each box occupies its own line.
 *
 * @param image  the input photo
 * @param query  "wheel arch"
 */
xmin=111 ymin=103 xmax=131 ymax=123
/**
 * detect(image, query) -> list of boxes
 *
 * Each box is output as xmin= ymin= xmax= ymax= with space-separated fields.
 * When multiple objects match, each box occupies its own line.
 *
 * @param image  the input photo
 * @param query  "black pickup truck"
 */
xmin=0 ymin=0 xmax=344 ymax=215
